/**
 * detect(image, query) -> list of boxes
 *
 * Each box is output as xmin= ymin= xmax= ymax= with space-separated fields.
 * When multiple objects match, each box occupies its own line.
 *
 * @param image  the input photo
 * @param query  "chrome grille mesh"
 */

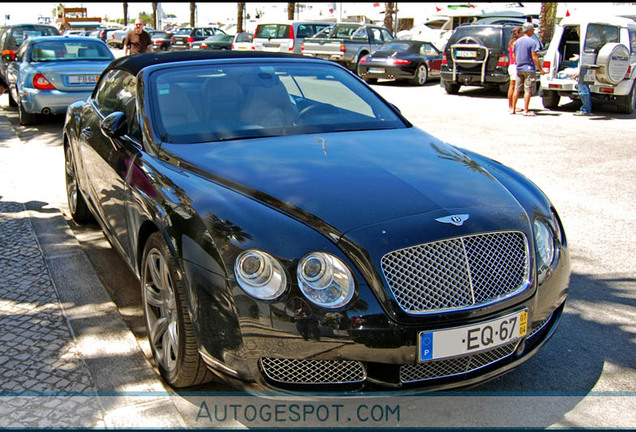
xmin=399 ymin=341 xmax=518 ymax=383
xmin=382 ymin=232 xmax=530 ymax=314
xmin=260 ymin=358 xmax=366 ymax=385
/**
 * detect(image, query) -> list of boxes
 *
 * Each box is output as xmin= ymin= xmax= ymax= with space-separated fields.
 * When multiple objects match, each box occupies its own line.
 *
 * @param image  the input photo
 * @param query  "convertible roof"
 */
xmin=107 ymin=50 xmax=305 ymax=75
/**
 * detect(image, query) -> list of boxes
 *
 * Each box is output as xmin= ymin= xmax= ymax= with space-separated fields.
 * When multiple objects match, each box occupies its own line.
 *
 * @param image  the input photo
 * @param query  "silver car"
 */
xmin=5 ymin=36 xmax=114 ymax=125
xmin=252 ymin=21 xmax=332 ymax=54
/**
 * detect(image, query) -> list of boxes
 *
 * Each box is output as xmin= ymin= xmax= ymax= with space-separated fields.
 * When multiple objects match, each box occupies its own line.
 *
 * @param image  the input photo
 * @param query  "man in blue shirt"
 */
xmin=512 ymin=22 xmax=546 ymax=115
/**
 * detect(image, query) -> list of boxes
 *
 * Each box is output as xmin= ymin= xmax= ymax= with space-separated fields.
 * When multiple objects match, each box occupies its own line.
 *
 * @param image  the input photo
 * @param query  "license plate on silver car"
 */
xmin=68 ymin=75 xmax=97 ymax=85
xmin=418 ymin=309 xmax=528 ymax=362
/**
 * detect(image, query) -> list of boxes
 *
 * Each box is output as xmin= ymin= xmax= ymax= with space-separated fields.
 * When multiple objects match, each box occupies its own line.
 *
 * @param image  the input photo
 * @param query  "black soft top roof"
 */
xmin=107 ymin=50 xmax=306 ymax=75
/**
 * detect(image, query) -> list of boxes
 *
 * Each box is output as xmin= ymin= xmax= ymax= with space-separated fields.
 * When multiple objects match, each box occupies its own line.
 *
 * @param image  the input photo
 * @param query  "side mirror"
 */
xmin=100 ymin=111 xmax=127 ymax=138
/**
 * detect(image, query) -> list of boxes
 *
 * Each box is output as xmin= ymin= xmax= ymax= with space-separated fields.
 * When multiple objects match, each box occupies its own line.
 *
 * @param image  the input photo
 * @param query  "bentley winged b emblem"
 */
xmin=435 ymin=214 xmax=470 ymax=227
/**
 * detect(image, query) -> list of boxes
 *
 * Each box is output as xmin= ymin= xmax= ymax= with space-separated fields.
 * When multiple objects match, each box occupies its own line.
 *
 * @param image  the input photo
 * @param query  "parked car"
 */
xmin=63 ymin=50 xmax=570 ymax=391
xmin=253 ymin=21 xmax=332 ymax=54
xmin=357 ymin=40 xmax=443 ymax=85
xmin=151 ymin=31 xmax=173 ymax=51
xmin=0 ymin=23 xmax=60 ymax=102
xmin=170 ymin=27 xmax=225 ymax=50
xmin=301 ymin=23 xmax=394 ymax=73
xmin=97 ymin=27 xmax=119 ymax=44
xmin=440 ymin=24 xmax=519 ymax=94
xmin=190 ymin=33 xmax=234 ymax=50
xmin=4 ymin=36 xmax=114 ymax=126
xmin=231 ymin=32 xmax=254 ymax=51
xmin=540 ymin=14 xmax=636 ymax=114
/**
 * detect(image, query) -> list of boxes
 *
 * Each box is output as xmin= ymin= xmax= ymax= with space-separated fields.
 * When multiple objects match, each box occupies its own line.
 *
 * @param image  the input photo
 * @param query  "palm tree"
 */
xmin=288 ymin=2 xmax=295 ymax=20
xmin=123 ymin=2 xmax=128 ymax=26
xmin=538 ymin=2 xmax=558 ymax=45
xmin=237 ymin=2 xmax=245 ymax=33
xmin=152 ymin=2 xmax=157 ymax=29
xmin=190 ymin=2 xmax=196 ymax=27
xmin=384 ymin=3 xmax=395 ymax=34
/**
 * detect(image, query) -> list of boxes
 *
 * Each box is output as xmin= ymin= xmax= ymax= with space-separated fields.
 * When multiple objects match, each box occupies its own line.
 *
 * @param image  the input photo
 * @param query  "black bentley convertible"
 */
xmin=63 ymin=50 xmax=570 ymax=391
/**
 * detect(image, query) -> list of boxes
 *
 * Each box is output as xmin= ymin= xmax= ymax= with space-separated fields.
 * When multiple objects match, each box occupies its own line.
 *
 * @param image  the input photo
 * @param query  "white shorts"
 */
xmin=508 ymin=64 xmax=518 ymax=81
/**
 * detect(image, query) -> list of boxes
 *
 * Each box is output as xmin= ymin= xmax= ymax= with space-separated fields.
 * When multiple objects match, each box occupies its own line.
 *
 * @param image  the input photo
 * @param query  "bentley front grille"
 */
xmin=400 ymin=340 xmax=519 ymax=383
xmin=259 ymin=357 xmax=367 ymax=385
xmin=381 ymin=231 xmax=530 ymax=314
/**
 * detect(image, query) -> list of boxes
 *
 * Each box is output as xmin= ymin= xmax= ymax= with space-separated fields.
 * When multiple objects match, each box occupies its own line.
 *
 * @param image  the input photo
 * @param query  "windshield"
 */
xmin=151 ymin=62 xmax=406 ymax=143
xmin=30 ymin=40 xmax=113 ymax=62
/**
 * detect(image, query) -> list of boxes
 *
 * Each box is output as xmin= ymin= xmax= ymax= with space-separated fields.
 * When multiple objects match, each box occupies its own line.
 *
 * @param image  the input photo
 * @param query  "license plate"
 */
xmin=369 ymin=67 xmax=385 ymax=74
xmin=584 ymin=69 xmax=595 ymax=83
xmin=176 ymin=41 xmax=184 ymax=44
xmin=418 ymin=310 xmax=528 ymax=362
xmin=68 ymin=75 xmax=97 ymax=85
xmin=455 ymin=50 xmax=478 ymax=58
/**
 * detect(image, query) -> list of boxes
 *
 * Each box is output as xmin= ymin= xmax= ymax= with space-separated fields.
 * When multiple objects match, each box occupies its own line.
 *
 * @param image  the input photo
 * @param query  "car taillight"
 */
xmin=625 ymin=65 xmax=632 ymax=80
xmin=340 ymin=43 xmax=346 ymax=53
xmin=543 ymin=61 xmax=551 ymax=72
xmin=288 ymin=25 xmax=295 ymax=51
xmin=359 ymin=56 xmax=367 ymax=64
xmin=231 ymin=43 xmax=235 ymax=50
xmin=201 ymin=43 xmax=208 ymax=48
xmin=442 ymin=53 xmax=448 ymax=65
xmin=156 ymin=40 xmax=164 ymax=46
xmin=390 ymin=58 xmax=410 ymax=65
xmin=33 ymin=73 xmax=56 ymax=90
xmin=187 ymin=37 xmax=194 ymax=43
xmin=497 ymin=54 xmax=509 ymax=67
xmin=2 ymin=49 xmax=16 ymax=60
xmin=170 ymin=37 xmax=174 ymax=43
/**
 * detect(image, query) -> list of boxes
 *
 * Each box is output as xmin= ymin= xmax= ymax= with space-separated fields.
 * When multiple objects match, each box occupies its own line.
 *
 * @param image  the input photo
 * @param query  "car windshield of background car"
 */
xmin=30 ymin=41 xmax=113 ymax=62
xmin=150 ymin=62 xmax=406 ymax=144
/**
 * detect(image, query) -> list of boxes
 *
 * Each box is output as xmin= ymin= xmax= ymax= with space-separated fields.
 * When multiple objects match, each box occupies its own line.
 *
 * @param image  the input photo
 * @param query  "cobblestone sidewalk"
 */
xmin=0 ymin=200 xmax=106 ymax=427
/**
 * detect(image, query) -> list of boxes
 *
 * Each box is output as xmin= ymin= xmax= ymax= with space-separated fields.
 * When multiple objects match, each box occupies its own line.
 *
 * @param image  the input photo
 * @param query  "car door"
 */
xmin=78 ymin=69 xmax=141 ymax=263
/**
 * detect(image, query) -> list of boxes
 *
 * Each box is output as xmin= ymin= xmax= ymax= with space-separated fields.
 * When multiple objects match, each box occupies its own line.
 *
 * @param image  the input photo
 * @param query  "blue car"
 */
xmin=5 ymin=36 xmax=114 ymax=125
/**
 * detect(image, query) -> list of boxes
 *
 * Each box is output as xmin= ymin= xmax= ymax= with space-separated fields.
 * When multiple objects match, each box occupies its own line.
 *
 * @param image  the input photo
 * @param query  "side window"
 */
xmin=584 ymin=24 xmax=619 ymax=53
xmin=381 ymin=29 xmax=394 ymax=42
xmin=93 ymin=70 xmax=140 ymax=140
xmin=629 ymin=28 xmax=636 ymax=52
xmin=15 ymin=43 xmax=28 ymax=61
xmin=370 ymin=28 xmax=382 ymax=42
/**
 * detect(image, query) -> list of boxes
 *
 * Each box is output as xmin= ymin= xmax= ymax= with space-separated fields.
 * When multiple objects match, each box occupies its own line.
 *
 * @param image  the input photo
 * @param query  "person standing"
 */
xmin=507 ymin=27 xmax=522 ymax=114
xmin=124 ymin=19 xmax=154 ymax=56
xmin=512 ymin=22 xmax=546 ymax=116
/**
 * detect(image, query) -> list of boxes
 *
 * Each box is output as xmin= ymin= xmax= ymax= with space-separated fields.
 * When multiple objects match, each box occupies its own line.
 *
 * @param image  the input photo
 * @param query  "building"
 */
xmin=55 ymin=7 xmax=102 ymax=31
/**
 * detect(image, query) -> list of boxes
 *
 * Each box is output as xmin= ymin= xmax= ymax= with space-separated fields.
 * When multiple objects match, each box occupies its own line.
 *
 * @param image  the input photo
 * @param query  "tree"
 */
xmin=237 ymin=2 xmax=245 ymax=33
xmin=288 ymin=2 xmax=295 ymax=20
xmin=384 ymin=3 xmax=395 ymax=34
xmin=123 ymin=2 xmax=128 ymax=26
xmin=152 ymin=2 xmax=157 ymax=29
xmin=538 ymin=2 xmax=558 ymax=45
xmin=190 ymin=2 xmax=196 ymax=27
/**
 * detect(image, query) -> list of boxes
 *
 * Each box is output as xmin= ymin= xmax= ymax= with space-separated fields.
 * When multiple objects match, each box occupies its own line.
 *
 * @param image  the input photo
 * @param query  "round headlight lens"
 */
xmin=235 ymin=250 xmax=287 ymax=300
xmin=534 ymin=220 xmax=555 ymax=271
xmin=297 ymin=253 xmax=355 ymax=309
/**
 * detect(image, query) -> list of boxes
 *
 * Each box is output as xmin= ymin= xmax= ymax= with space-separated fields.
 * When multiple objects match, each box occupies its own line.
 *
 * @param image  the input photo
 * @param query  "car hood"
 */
xmin=163 ymin=127 xmax=524 ymax=237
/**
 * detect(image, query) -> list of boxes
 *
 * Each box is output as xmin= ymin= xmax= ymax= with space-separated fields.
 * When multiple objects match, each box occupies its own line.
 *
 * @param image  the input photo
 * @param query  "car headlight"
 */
xmin=533 ymin=220 xmax=556 ymax=277
xmin=235 ymin=250 xmax=287 ymax=300
xmin=297 ymin=253 xmax=355 ymax=309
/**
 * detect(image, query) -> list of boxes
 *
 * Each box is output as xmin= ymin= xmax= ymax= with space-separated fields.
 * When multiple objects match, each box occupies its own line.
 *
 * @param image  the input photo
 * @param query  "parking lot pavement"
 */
xmin=0 ymin=115 xmax=186 ymax=428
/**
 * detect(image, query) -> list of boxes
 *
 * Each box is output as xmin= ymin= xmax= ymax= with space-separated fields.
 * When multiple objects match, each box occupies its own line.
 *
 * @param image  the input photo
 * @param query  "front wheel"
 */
xmin=141 ymin=232 xmax=213 ymax=388
xmin=411 ymin=64 xmax=428 ymax=86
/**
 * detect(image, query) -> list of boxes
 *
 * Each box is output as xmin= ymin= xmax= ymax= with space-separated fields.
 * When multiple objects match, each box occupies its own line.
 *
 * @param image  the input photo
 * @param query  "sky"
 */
xmin=1 ymin=2 xmax=632 ymax=29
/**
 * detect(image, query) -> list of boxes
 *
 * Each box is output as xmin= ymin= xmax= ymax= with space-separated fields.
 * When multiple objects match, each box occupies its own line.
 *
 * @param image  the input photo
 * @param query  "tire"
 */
xmin=8 ymin=89 xmax=17 ymax=107
xmin=442 ymin=79 xmax=461 ymax=94
xmin=542 ymin=90 xmax=560 ymax=109
xmin=64 ymin=144 xmax=92 ymax=223
xmin=18 ymin=99 xmax=38 ymax=126
xmin=617 ymin=81 xmax=635 ymax=114
xmin=141 ymin=232 xmax=213 ymax=388
xmin=411 ymin=64 xmax=428 ymax=86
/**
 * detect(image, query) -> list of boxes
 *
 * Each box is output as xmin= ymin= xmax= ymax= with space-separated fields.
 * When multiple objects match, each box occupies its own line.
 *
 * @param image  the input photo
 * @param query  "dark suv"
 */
xmin=440 ymin=24 xmax=516 ymax=94
xmin=0 ymin=24 xmax=59 ymax=83
xmin=170 ymin=27 xmax=225 ymax=50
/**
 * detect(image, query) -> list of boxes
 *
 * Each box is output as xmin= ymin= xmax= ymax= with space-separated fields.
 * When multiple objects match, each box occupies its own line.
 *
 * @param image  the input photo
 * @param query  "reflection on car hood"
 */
xmin=164 ymin=127 xmax=521 ymax=235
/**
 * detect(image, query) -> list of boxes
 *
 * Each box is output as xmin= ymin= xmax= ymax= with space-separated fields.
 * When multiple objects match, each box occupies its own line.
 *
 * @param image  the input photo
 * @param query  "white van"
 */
xmin=540 ymin=14 xmax=636 ymax=114
xmin=252 ymin=21 xmax=332 ymax=54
